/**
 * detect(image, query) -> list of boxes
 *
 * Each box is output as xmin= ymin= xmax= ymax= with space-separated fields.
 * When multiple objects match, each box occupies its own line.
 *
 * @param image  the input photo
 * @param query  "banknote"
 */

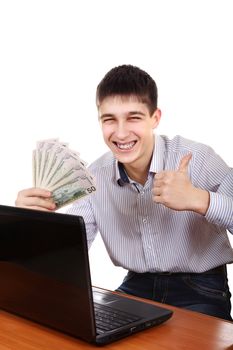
xmin=52 ymin=178 xmax=96 ymax=208
xmin=32 ymin=139 xmax=96 ymax=208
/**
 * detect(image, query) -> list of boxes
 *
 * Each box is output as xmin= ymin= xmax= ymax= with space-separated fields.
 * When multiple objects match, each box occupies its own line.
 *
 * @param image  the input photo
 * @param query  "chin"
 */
xmin=114 ymin=154 xmax=136 ymax=165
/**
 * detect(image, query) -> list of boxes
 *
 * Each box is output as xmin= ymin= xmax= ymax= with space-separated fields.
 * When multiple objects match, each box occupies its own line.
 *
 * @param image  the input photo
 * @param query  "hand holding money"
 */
xmin=32 ymin=139 xmax=96 ymax=209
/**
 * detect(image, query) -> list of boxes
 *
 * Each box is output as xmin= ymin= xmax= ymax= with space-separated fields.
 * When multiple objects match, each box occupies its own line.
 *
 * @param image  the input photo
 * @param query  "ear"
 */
xmin=151 ymin=108 xmax=162 ymax=129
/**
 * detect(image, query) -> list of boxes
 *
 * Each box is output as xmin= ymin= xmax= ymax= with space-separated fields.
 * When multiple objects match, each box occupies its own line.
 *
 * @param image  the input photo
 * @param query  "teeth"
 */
xmin=117 ymin=142 xmax=135 ymax=150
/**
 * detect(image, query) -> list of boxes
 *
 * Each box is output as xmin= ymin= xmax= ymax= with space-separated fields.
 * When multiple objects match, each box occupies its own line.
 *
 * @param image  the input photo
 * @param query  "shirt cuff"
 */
xmin=205 ymin=191 xmax=233 ymax=230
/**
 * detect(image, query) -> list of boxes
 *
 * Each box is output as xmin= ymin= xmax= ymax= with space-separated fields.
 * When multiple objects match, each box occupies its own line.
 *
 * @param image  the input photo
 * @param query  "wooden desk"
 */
xmin=0 ymin=297 xmax=233 ymax=350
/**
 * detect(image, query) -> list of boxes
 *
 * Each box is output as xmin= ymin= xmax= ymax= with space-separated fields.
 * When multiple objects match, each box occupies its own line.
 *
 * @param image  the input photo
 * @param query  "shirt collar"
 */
xmin=116 ymin=162 xmax=130 ymax=186
xmin=149 ymin=134 xmax=166 ymax=173
xmin=115 ymin=134 xmax=166 ymax=186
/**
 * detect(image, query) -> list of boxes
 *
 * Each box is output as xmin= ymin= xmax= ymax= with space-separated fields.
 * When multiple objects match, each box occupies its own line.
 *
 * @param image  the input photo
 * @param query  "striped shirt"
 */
xmin=67 ymin=135 xmax=233 ymax=273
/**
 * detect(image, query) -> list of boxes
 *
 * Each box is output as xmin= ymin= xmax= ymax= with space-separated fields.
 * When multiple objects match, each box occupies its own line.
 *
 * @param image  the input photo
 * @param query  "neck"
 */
xmin=124 ymin=153 xmax=153 ymax=185
xmin=124 ymin=165 xmax=149 ymax=185
xmin=122 ymin=135 xmax=155 ymax=185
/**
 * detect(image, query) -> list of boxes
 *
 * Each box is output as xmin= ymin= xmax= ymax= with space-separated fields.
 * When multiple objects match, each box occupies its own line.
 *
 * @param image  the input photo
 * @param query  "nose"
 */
xmin=115 ymin=120 xmax=129 ymax=139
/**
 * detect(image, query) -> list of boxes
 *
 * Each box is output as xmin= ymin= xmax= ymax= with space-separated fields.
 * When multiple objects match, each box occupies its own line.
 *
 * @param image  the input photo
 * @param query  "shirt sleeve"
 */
xmin=66 ymin=197 xmax=98 ymax=248
xmin=205 ymin=171 xmax=233 ymax=234
xmin=193 ymin=145 xmax=233 ymax=234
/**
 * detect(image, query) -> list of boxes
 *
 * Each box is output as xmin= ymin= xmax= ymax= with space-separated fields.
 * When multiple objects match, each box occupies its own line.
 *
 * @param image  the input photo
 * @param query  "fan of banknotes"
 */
xmin=32 ymin=138 xmax=96 ymax=209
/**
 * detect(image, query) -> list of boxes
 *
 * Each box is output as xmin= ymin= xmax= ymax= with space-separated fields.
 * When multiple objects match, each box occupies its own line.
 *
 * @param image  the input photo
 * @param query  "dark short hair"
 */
xmin=96 ymin=65 xmax=158 ymax=114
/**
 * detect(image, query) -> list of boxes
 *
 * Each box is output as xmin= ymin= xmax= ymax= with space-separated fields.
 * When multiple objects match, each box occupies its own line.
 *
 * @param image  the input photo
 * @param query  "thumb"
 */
xmin=178 ymin=153 xmax=192 ymax=172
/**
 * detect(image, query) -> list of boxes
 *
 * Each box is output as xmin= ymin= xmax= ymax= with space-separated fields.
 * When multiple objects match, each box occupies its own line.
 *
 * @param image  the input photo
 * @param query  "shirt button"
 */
xmin=143 ymin=218 xmax=147 ymax=223
xmin=141 ymin=191 xmax=144 ymax=196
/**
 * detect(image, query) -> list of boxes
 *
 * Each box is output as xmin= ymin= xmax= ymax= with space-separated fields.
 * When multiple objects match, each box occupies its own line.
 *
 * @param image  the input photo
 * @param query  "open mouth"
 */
xmin=113 ymin=141 xmax=137 ymax=150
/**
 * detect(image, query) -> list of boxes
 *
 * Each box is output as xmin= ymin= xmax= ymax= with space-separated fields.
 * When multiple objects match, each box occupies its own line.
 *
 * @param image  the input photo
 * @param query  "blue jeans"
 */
xmin=116 ymin=266 xmax=232 ymax=321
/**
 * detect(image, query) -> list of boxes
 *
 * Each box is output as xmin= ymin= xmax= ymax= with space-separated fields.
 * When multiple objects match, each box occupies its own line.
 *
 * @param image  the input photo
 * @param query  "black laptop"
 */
xmin=0 ymin=204 xmax=173 ymax=345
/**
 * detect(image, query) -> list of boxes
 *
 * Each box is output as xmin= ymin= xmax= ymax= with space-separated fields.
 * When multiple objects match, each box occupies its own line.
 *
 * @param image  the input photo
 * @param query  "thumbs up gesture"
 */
xmin=152 ymin=153 xmax=209 ymax=214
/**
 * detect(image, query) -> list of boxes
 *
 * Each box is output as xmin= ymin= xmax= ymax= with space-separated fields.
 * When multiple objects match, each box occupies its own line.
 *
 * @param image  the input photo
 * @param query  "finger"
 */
xmin=15 ymin=193 xmax=56 ymax=210
xmin=154 ymin=172 xmax=166 ymax=181
xmin=18 ymin=187 xmax=52 ymax=198
xmin=152 ymin=195 xmax=163 ymax=204
xmin=15 ymin=187 xmax=52 ymax=207
xmin=27 ymin=197 xmax=56 ymax=209
xmin=19 ymin=205 xmax=55 ymax=212
xmin=153 ymin=179 xmax=163 ymax=188
xmin=178 ymin=153 xmax=192 ymax=172
xmin=154 ymin=173 xmax=161 ymax=181
xmin=152 ymin=187 xmax=162 ymax=196
xmin=17 ymin=200 xmax=56 ymax=210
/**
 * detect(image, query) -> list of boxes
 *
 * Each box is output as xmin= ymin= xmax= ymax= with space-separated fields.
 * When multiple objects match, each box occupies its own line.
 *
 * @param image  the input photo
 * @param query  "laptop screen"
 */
xmin=0 ymin=205 xmax=96 ymax=341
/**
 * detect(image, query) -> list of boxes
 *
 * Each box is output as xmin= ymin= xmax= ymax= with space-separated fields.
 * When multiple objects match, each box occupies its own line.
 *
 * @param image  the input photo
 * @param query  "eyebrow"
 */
xmin=128 ymin=111 xmax=146 ymax=116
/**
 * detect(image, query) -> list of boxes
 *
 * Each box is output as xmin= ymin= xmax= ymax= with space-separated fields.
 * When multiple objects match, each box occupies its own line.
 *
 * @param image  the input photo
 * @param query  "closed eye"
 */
xmin=101 ymin=117 xmax=115 ymax=123
xmin=128 ymin=116 xmax=143 ymax=121
xmin=132 ymin=116 xmax=141 ymax=119
xmin=103 ymin=118 xmax=112 ymax=121
xmin=127 ymin=111 xmax=145 ymax=121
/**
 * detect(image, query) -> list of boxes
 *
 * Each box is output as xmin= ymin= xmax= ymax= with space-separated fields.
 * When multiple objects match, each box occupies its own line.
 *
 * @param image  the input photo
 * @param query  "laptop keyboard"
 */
xmin=94 ymin=302 xmax=141 ymax=334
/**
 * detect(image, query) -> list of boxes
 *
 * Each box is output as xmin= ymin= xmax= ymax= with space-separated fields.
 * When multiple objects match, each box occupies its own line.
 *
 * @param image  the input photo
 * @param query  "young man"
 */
xmin=16 ymin=65 xmax=233 ymax=320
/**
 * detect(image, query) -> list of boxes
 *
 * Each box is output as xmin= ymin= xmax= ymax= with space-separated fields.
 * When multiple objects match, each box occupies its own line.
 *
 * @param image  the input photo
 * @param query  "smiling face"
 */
xmin=98 ymin=95 xmax=161 ymax=174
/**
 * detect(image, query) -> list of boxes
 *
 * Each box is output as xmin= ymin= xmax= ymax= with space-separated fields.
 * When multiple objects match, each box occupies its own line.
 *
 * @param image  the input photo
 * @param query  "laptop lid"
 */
xmin=0 ymin=204 xmax=96 ymax=342
xmin=0 ymin=204 xmax=173 ymax=344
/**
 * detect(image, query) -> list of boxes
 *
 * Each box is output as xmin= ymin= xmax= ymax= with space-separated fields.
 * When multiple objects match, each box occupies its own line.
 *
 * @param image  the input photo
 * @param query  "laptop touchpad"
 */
xmin=93 ymin=291 xmax=118 ymax=304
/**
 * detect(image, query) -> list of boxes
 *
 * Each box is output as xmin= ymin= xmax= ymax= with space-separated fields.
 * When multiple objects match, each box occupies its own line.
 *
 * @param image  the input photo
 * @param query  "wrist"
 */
xmin=192 ymin=188 xmax=210 ymax=215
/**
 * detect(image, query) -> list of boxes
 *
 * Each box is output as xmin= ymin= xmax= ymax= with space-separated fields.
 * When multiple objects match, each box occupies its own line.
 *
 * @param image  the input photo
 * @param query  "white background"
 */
xmin=0 ymin=0 xmax=232 ymax=313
